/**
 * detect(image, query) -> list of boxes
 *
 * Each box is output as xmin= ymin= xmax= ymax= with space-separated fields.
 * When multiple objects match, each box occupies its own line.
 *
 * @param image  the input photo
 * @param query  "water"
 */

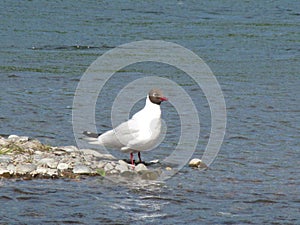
xmin=0 ymin=0 xmax=299 ymax=224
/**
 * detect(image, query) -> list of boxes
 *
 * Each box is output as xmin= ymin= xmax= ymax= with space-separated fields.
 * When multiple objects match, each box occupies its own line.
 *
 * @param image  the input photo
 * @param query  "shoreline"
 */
xmin=0 ymin=135 xmax=162 ymax=180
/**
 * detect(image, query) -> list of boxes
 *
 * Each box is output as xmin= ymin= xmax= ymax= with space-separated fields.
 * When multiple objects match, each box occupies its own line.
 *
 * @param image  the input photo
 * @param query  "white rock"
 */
xmin=16 ymin=164 xmax=37 ymax=174
xmin=36 ymin=166 xmax=48 ymax=174
xmin=149 ymin=159 xmax=159 ymax=164
xmin=58 ymin=145 xmax=79 ymax=152
xmin=97 ymin=161 xmax=106 ymax=169
xmin=0 ymin=155 xmax=12 ymax=163
xmin=0 ymin=138 xmax=9 ymax=146
xmin=73 ymin=165 xmax=90 ymax=174
xmin=104 ymin=163 xmax=114 ymax=171
xmin=54 ymin=150 xmax=65 ymax=156
xmin=38 ymin=158 xmax=58 ymax=169
xmin=188 ymin=158 xmax=207 ymax=168
xmin=8 ymin=134 xmax=19 ymax=141
xmin=81 ymin=149 xmax=103 ymax=157
xmin=118 ymin=160 xmax=130 ymax=166
xmin=115 ymin=163 xmax=129 ymax=173
xmin=57 ymin=163 xmax=69 ymax=170
xmin=46 ymin=169 xmax=58 ymax=176
xmin=109 ymin=169 xmax=119 ymax=174
xmin=7 ymin=164 xmax=16 ymax=174
xmin=0 ymin=166 xmax=10 ymax=175
xmin=18 ymin=136 xmax=29 ymax=142
xmin=135 ymin=163 xmax=148 ymax=172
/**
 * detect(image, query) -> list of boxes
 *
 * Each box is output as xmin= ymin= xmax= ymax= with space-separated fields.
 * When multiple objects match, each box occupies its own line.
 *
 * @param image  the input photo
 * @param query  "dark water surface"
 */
xmin=0 ymin=0 xmax=299 ymax=224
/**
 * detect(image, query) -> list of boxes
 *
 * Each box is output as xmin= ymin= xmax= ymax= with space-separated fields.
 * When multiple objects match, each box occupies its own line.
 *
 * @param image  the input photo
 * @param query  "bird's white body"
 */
xmin=95 ymin=96 xmax=162 ymax=153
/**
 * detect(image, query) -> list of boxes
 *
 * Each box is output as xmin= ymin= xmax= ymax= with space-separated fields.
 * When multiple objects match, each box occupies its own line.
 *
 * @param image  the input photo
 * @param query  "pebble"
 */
xmin=57 ymin=163 xmax=69 ymax=170
xmin=8 ymin=135 xmax=20 ymax=141
xmin=38 ymin=158 xmax=58 ymax=169
xmin=73 ymin=165 xmax=90 ymax=174
xmin=36 ymin=166 xmax=49 ymax=174
xmin=7 ymin=164 xmax=16 ymax=174
xmin=188 ymin=158 xmax=208 ymax=168
xmin=135 ymin=163 xmax=148 ymax=172
xmin=0 ymin=138 xmax=9 ymax=146
xmin=104 ymin=162 xmax=114 ymax=171
xmin=16 ymin=164 xmax=37 ymax=174
xmin=0 ymin=155 xmax=12 ymax=163
xmin=115 ymin=163 xmax=129 ymax=173
xmin=0 ymin=166 xmax=10 ymax=175
xmin=58 ymin=145 xmax=79 ymax=153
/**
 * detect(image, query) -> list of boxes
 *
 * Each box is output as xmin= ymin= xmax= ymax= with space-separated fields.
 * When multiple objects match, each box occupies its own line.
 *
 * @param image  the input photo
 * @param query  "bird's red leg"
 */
xmin=138 ymin=152 xmax=142 ymax=163
xmin=130 ymin=152 xmax=134 ymax=167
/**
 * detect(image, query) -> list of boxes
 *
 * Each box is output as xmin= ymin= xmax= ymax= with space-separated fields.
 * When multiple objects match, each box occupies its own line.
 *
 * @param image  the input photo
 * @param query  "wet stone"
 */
xmin=104 ymin=162 xmax=114 ymax=171
xmin=0 ymin=155 xmax=12 ymax=163
xmin=0 ymin=166 xmax=10 ymax=175
xmin=188 ymin=158 xmax=208 ymax=169
xmin=135 ymin=163 xmax=148 ymax=172
xmin=16 ymin=164 xmax=37 ymax=175
xmin=115 ymin=163 xmax=129 ymax=173
xmin=73 ymin=165 xmax=90 ymax=174
xmin=139 ymin=170 xmax=160 ymax=180
xmin=7 ymin=164 xmax=16 ymax=174
xmin=57 ymin=163 xmax=69 ymax=170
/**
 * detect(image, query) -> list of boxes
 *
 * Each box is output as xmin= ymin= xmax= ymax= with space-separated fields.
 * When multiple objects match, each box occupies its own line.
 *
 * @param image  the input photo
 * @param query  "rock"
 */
xmin=115 ymin=163 xmax=129 ymax=173
xmin=36 ymin=166 xmax=48 ymax=174
xmin=96 ymin=161 xmax=106 ymax=169
xmin=46 ymin=169 xmax=58 ymax=177
xmin=0 ymin=138 xmax=9 ymax=146
xmin=53 ymin=150 xmax=65 ymax=156
xmin=118 ymin=160 xmax=130 ymax=166
xmin=135 ymin=163 xmax=148 ymax=172
xmin=149 ymin=159 xmax=159 ymax=164
xmin=139 ymin=170 xmax=160 ymax=180
xmin=165 ymin=166 xmax=172 ymax=171
xmin=38 ymin=158 xmax=58 ymax=169
xmin=58 ymin=145 xmax=79 ymax=153
xmin=16 ymin=164 xmax=37 ymax=175
xmin=0 ymin=155 xmax=12 ymax=163
xmin=7 ymin=164 xmax=16 ymax=174
xmin=104 ymin=162 xmax=114 ymax=172
xmin=120 ymin=170 xmax=136 ymax=178
xmin=73 ymin=165 xmax=90 ymax=174
xmin=0 ymin=166 xmax=10 ymax=175
xmin=57 ymin=163 xmax=69 ymax=170
xmin=18 ymin=136 xmax=29 ymax=142
xmin=8 ymin=135 xmax=20 ymax=141
xmin=107 ymin=169 xmax=119 ymax=175
xmin=81 ymin=149 xmax=103 ymax=157
xmin=188 ymin=158 xmax=207 ymax=168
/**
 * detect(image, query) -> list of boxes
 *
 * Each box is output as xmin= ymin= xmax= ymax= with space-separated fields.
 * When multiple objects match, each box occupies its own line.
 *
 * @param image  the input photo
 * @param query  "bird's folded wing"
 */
xmin=96 ymin=118 xmax=140 ymax=148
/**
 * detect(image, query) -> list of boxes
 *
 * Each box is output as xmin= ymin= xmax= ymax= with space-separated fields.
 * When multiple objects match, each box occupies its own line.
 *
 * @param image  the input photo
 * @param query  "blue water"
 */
xmin=0 ymin=0 xmax=299 ymax=224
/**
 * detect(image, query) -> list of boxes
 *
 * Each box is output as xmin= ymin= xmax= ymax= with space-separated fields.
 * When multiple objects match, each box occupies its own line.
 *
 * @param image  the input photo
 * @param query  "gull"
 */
xmin=84 ymin=88 xmax=168 ymax=166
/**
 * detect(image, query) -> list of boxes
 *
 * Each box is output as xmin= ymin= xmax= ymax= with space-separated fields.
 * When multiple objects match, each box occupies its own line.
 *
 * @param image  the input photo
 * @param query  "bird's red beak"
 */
xmin=160 ymin=97 xmax=168 ymax=101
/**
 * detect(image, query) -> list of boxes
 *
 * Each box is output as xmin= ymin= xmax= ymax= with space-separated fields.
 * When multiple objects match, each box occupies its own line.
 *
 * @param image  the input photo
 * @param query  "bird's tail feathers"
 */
xmin=83 ymin=131 xmax=100 ymax=145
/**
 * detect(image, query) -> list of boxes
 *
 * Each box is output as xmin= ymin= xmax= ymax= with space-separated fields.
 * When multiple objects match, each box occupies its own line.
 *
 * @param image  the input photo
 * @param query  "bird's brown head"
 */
xmin=148 ymin=88 xmax=168 ymax=105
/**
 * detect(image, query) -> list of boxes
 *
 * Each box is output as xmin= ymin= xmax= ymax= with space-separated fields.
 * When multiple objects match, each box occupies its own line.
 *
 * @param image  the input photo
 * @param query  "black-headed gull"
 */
xmin=84 ymin=88 xmax=168 ymax=166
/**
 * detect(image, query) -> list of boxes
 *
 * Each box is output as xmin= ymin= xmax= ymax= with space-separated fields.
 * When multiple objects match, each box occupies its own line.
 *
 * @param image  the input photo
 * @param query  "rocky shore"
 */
xmin=0 ymin=135 xmax=162 ymax=180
